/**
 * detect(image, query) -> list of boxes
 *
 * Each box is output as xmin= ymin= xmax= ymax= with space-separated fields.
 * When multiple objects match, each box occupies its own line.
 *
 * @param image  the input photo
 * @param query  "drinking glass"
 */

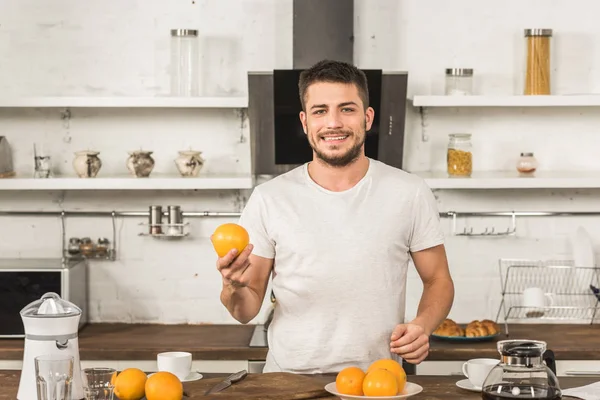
xmin=82 ymin=367 xmax=116 ymax=400
xmin=35 ymin=355 xmax=74 ymax=400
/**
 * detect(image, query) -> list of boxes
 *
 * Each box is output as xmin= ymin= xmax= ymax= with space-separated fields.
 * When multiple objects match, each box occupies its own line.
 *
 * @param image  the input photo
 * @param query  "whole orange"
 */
xmin=363 ymin=368 xmax=398 ymax=396
xmin=335 ymin=366 xmax=366 ymax=396
xmin=367 ymin=358 xmax=407 ymax=392
xmin=113 ymin=368 xmax=147 ymax=400
xmin=145 ymin=371 xmax=184 ymax=400
xmin=211 ymin=223 xmax=250 ymax=257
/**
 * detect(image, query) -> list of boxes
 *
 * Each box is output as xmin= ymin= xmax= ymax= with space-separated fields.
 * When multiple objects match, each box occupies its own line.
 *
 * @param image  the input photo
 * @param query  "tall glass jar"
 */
xmin=524 ymin=29 xmax=552 ymax=95
xmin=170 ymin=29 xmax=199 ymax=97
xmin=447 ymin=134 xmax=473 ymax=177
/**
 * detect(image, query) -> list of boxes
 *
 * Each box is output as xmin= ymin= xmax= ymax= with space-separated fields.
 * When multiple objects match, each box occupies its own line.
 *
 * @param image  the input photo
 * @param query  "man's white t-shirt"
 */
xmin=238 ymin=158 xmax=444 ymax=374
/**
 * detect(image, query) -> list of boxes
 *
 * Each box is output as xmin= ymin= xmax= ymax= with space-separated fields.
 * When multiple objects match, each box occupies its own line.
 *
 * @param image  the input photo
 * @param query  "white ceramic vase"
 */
xmin=127 ymin=151 xmax=155 ymax=178
xmin=73 ymin=151 xmax=102 ymax=178
xmin=175 ymin=150 xmax=204 ymax=177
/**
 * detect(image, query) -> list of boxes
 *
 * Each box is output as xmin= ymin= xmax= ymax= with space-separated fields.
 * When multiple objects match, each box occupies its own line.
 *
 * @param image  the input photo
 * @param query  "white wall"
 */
xmin=1 ymin=0 xmax=599 ymax=326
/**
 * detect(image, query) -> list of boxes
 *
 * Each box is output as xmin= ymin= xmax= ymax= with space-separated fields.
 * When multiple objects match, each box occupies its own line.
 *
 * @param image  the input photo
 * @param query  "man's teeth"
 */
xmin=323 ymin=136 xmax=348 ymax=141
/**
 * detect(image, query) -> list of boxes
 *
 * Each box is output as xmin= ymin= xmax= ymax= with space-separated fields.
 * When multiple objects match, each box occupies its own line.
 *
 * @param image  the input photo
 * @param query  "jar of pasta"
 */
xmin=524 ymin=29 xmax=552 ymax=95
xmin=447 ymin=134 xmax=472 ymax=177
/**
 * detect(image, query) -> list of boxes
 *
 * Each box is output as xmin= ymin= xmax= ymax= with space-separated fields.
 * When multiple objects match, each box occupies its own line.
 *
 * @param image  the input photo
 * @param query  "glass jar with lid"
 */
xmin=96 ymin=238 xmax=110 ymax=258
xmin=517 ymin=152 xmax=538 ymax=176
xmin=79 ymin=237 xmax=95 ymax=258
xmin=445 ymin=68 xmax=473 ymax=95
xmin=447 ymin=134 xmax=473 ymax=177
xmin=524 ymin=29 xmax=552 ymax=95
xmin=170 ymin=29 xmax=199 ymax=97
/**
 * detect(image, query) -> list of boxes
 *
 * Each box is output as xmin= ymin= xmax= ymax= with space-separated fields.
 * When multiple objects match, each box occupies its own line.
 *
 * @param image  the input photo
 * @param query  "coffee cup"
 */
xmin=157 ymin=351 xmax=192 ymax=380
xmin=462 ymin=358 xmax=498 ymax=388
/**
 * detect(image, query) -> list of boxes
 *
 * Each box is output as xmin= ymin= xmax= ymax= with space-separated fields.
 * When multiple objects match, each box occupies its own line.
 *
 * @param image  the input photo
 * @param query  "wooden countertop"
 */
xmin=0 ymin=370 xmax=594 ymax=399
xmin=0 ymin=322 xmax=599 ymax=362
xmin=0 ymin=323 xmax=267 ymax=361
xmin=428 ymin=322 xmax=600 ymax=360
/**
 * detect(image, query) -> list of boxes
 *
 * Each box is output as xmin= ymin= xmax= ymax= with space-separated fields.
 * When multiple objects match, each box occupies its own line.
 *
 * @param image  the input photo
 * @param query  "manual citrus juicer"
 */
xmin=17 ymin=292 xmax=84 ymax=400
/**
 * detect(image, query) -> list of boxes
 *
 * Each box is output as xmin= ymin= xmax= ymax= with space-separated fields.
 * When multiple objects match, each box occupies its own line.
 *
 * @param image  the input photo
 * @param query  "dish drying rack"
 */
xmin=495 ymin=258 xmax=600 ymax=335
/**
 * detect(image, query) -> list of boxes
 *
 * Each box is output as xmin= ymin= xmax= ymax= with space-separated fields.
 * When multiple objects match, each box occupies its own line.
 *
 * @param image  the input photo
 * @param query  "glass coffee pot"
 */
xmin=482 ymin=340 xmax=561 ymax=399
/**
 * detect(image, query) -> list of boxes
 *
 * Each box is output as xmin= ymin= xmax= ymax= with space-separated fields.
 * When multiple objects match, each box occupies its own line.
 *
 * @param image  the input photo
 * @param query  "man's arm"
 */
xmin=390 ymin=244 xmax=454 ymax=363
xmin=409 ymin=244 xmax=454 ymax=334
xmin=218 ymin=246 xmax=274 ymax=324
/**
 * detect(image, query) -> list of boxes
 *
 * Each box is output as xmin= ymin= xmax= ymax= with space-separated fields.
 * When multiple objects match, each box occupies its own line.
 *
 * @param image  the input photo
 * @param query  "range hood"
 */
xmin=247 ymin=0 xmax=408 ymax=177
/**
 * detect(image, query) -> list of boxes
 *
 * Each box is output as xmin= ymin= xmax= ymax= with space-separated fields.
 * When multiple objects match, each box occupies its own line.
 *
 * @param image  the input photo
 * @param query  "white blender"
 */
xmin=17 ymin=292 xmax=84 ymax=400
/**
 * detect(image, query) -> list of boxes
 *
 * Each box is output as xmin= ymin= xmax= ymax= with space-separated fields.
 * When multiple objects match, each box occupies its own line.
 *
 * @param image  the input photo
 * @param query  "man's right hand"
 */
xmin=216 ymin=243 xmax=255 ymax=288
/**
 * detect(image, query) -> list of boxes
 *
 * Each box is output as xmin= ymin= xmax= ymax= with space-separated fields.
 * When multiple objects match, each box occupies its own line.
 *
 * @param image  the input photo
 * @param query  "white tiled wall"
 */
xmin=1 ymin=0 xmax=600 ymax=325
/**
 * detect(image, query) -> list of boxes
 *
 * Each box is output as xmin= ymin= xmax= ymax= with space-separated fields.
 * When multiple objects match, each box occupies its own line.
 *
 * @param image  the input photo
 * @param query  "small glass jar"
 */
xmin=170 ymin=29 xmax=199 ymax=97
xmin=445 ymin=68 xmax=473 ymax=96
xmin=79 ymin=237 xmax=95 ymax=258
xmin=447 ymin=134 xmax=473 ymax=177
xmin=67 ymin=238 xmax=81 ymax=256
xmin=517 ymin=152 xmax=538 ymax=176
xmin=524 ymin=29 xmax=552 ymax=95
xmin=96 ymin=238 xmax=110 ymax=258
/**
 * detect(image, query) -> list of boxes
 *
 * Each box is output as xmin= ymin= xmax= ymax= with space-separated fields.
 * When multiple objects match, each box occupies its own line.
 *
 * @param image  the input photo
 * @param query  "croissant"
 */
xmin=434 ymin=324 xmax=463 ymax=337
xmin=434 ymin=318 xmax=499 ymax=337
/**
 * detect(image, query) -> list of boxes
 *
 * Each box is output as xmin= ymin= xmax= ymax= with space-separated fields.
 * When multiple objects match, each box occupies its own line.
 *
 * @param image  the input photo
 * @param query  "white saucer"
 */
xmin=147 ymin=371 xmax=203 ymax=382
xmin=456 ymin=379 xmax=481 ymax=392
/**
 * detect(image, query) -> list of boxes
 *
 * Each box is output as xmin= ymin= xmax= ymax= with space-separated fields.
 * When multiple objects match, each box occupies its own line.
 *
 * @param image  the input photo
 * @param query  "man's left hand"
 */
xmin=390 ymin=322 xmax=430 ymax=364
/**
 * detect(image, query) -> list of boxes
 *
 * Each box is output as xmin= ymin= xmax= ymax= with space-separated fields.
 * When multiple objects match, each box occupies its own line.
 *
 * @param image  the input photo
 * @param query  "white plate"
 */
xmin=324 ymin=381 xmax=423 ymax=399
xmin=455 ymin=379 xmax=481 ymax=392
xmin=147 ymin=371 xmax=203 ymax=382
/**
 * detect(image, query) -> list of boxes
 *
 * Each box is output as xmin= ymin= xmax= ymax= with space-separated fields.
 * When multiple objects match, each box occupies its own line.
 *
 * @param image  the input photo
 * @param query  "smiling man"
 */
xmin=216 ymin=60 xmax=455 ymax=374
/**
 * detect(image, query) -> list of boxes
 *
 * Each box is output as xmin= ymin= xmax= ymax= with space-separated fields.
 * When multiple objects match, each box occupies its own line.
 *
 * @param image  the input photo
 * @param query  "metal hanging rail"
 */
xmin=1 ymin=210 xmax=600 ymax=218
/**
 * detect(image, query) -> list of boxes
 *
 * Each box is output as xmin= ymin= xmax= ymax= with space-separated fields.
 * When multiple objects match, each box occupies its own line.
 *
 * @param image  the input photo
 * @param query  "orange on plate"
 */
xmin=335 ymin=366 xmax=366 ymax=396
xmin=367 ymin=358 xmax=407 ymax=393
xmin=210 ymin=223 xmax=250 ymax=258
xmin=363 ymin=368 xmax=399 ymax=396
xmin=145 ymin=371 xmax=183 ymax=400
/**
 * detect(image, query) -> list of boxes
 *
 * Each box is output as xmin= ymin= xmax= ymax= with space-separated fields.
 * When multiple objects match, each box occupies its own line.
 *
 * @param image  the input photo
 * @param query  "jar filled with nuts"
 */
xmin=447 ymin=134 xmax=473 ymax=177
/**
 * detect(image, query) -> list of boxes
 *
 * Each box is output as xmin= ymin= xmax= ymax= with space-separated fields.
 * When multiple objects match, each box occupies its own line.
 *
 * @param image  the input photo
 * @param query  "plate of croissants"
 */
xmin=431 ymin=319 xmax=502 ymax=342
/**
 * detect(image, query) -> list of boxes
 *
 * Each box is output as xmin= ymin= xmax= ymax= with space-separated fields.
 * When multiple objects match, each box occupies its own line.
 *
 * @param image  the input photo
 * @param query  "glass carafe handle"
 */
xmin=543 ymin=349 xmax=557 ymax=375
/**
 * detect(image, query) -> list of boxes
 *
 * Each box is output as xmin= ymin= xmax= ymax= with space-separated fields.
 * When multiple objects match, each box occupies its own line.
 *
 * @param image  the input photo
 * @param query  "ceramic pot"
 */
xmin=73 ymin=151 xmax=102 ymax=178
xmin=175 ymin=150 xmax=204 ymax=177
xmin=127 ymin=150 xmax=155 ymax=178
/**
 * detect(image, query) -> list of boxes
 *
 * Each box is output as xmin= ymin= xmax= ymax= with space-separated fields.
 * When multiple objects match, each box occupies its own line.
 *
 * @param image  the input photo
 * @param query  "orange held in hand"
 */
xmin=362 ymin=368 xmax=399 ymax=396
xmin=211 ymin=223 xmax=250 ymax=257
xmin=145 ymin=371 xmax=184 ymax=400
xmin=335 ymin=366 xmax=366 ymax=396
xmin=367 ymin=358 xmax=407 ymax=393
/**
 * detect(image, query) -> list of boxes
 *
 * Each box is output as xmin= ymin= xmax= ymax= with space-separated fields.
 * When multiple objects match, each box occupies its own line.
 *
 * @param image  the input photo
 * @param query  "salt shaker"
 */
xmin=517 ymin=152 xmax=538 ymax=176
xmin=167 ymin=205 xmax=183 ymax=235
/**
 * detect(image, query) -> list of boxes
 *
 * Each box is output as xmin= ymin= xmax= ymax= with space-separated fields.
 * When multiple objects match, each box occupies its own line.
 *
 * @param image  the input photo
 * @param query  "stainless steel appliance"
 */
xmin=0 ymin=258 xmax=88 ymax=338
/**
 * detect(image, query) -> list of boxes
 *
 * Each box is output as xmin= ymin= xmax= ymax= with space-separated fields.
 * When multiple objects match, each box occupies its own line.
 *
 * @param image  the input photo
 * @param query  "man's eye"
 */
xmin=313 ymin=110 xmax=325 ymax=115
xmin=342 ymin=108 xmax=355 ymax=112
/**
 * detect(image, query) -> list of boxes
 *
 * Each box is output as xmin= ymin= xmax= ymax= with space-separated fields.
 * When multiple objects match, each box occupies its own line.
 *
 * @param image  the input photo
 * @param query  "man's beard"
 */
xmin=307 ymin=127 xmax=366 ymax=168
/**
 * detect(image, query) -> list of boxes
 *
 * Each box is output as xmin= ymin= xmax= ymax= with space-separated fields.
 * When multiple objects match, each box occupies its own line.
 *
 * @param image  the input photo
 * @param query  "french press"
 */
xmin=481 ymin=340 xmax=561 ymax=399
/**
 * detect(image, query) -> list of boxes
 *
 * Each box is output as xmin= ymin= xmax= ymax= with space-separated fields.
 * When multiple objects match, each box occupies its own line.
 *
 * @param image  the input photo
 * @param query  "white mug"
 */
xmin=523 ymin=287 xmax=554 ymax=308
xmin=462 ymin=358 xmax=498 ymax=388
xmin=157 ymin=351 xmax=192 ymax=380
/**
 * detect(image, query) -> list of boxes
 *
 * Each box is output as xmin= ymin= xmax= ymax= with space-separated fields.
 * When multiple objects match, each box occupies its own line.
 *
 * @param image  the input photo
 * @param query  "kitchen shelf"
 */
xmin=0 ymin=174 xmax=254 ymax=190
xmin=0 ymin=96 xmax=248 ymax=108
xmin=416 ymin=171 xmax=600 ymax=189
xmin=412 ymin=95 xmax=600 ymax=107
